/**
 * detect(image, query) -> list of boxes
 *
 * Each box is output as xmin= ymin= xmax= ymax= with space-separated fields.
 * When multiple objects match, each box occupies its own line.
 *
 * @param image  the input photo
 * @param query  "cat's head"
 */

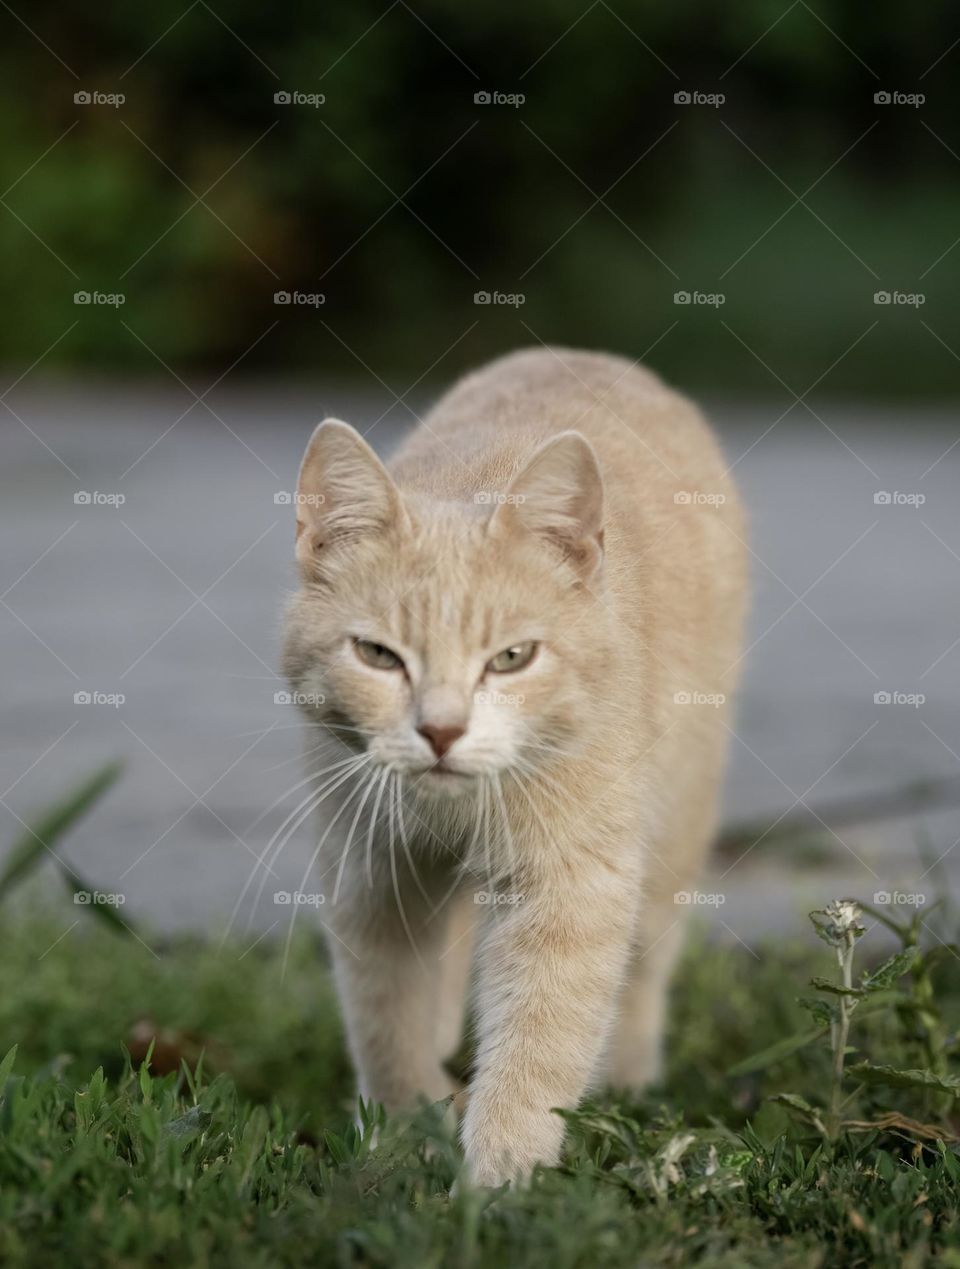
xmin=282 ymin=420 xmax=613 ymax=798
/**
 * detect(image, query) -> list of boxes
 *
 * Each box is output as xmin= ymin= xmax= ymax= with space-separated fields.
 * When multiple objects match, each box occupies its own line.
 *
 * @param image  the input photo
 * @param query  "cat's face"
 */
xmin=282 ymin=421 xmax=610 ymax=798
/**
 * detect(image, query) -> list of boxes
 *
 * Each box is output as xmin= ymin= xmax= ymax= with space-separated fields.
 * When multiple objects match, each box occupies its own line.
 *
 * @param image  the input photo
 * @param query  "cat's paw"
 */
xmin=460 ymin=1098 xmax=564 ymax=1187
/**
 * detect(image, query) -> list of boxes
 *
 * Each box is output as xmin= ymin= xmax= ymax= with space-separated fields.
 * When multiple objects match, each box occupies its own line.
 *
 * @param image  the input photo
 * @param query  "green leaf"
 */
xmin=769 ymin=1093 xmax=826 ymax=1132
xmin=860 ymin=947 xmax=919 ymax=993
xmin=0 ymin=763 xmax=122 ymax=901
xmin=810 ymin=976 xmax=864 ymax=997
xmin=728 ymin=1027 xmax=827 ymax=1077
xmin=58 ymin=867 xmax=139 ymax=938
xmin=0 ymin=1045 xmax=17 ymax=1090
xmin=848 ymin=1062 xmax=960 ymax=1096
xmin=796 ymin=996 xmax=837 ymax=1026
xmin=323 ymin=1130 xmax=350 ymax=1165
xmin=162 ymin=1107 xmax=212 ymax=1141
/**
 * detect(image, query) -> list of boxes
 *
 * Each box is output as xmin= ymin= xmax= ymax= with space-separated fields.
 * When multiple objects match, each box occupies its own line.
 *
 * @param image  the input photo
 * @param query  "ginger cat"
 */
xmin=282 ymin=347 xmax=747 ymax=1186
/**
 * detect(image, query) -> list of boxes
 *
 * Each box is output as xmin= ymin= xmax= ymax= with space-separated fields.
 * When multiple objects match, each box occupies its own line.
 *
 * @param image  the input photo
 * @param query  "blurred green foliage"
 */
xmin=1 ymin=0 xmax=959 ymax=394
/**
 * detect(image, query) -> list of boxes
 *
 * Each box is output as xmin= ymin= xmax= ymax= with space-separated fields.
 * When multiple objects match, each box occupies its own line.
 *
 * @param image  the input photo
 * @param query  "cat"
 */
xmin=281 ymin=346 xmax=747 ymax=1187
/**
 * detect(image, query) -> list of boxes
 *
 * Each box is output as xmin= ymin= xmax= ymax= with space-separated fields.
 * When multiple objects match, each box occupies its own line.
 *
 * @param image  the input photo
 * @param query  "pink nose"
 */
xmin=417 ymin=723 xmax=465 ymax=759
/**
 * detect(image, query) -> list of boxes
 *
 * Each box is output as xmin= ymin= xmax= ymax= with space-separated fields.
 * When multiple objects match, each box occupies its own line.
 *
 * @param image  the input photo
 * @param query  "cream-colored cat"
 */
xmin=282 ymin=347 xmax=747 ymax=1186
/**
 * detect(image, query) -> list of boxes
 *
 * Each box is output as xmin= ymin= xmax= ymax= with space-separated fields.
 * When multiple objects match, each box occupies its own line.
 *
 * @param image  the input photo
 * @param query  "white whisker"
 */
xmin=281 ymin=772 xmax=372 ymax=981
xmin=245 ymin=755 xmax=371 ymax=936
xmin=365 ymin=766 xmax=392 ymax=891
xmin=331 ymin=767 xmax=380 ymax=905
xmin=388 ymin=771 xmax=425 ymax=969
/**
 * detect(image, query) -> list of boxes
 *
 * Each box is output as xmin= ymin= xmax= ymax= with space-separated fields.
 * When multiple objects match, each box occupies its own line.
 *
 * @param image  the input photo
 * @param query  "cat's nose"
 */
xmin=417 ymin=722 xmax=466 ymax=759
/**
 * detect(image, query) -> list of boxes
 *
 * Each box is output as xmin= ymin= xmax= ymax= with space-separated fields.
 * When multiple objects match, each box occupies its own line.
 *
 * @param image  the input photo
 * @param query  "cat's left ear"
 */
xmin=294 ymin=420 xmax=406 ymax=570
xmin=488 ymin=431 xmax=604 ymax=582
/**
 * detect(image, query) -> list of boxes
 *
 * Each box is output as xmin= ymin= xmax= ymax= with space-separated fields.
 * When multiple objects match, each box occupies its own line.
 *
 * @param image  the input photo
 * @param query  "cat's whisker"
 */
xmin=387 ymin=770 xmax=426 ymax=970
xmin=330 ymin=767 xmax=380 ymax=905
xmin=505 ymin=766 xmax=559 ymax=846
xmin=481 ymin=778 xmax=504 ymax=916
xmin=394 ymin=773 xmax=435 ymax=913
xmin=365 ymin=766 xmax=392 ymax=891
xmin=491 ymin=773 xmax=522 ymax=908
xmin=245 ymin=755 xmax=371 ymax=937
xmin=222 ymin=765 xmax=358 ymax=951
xmin=243 ymin=753 xmax=359 ymax=833
xmin=281 ymin=771 xmax=373 ymax=981
xmin=260 ymin=736 xmax=344 ymax=775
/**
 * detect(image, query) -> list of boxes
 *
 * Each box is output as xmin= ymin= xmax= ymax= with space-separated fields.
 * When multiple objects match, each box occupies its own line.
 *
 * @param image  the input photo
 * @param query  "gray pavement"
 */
xmin=1 ymin=381 xmax=958 ymax=945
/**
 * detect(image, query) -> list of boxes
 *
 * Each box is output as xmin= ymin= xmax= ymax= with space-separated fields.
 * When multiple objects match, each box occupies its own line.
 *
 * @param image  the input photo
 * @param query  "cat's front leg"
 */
xmin=326 ymin=890 xmax=460 ymax=1113
xmin=461 ymin=859 xmax=635 ymax=1186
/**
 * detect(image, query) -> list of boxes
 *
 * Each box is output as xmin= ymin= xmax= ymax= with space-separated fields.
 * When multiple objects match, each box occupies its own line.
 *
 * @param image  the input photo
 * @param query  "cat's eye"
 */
xmin=353 ymin=639 xmax=404 ymax=671
xmin=487 ymin=641 xmax=538 ymax=674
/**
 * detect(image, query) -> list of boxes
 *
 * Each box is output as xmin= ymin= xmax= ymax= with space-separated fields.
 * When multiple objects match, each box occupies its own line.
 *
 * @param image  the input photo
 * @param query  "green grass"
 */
xmin=1 ymin=897 xmax=959 ymax=1268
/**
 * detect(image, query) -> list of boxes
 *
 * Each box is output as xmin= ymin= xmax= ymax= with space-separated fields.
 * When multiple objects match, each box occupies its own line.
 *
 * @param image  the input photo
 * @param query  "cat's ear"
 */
xmin=294 ymin=420 xmax=405 ymax=569
xmin=488 ymin=431 xmax=604 ymax=581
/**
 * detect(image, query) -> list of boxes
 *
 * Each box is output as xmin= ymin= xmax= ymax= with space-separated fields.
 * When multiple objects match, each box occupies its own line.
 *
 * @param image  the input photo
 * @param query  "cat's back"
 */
xmin=390 ymin=346 xmax=744 ymax=558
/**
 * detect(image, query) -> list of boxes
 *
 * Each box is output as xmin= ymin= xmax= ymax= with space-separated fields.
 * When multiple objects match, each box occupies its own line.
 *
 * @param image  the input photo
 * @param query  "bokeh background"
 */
xmin=2 ymin=1 xmax=959 ymax=948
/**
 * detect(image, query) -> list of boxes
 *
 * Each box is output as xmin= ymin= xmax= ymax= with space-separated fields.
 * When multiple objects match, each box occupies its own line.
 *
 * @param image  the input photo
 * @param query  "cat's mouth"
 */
xmin=409 ymin=761 xmax=476 ymax=792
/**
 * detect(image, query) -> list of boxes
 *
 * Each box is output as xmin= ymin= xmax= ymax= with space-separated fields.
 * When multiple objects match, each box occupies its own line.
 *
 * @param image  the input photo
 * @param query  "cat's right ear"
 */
xmin=294 ymin=420 xmax=406 ymax=572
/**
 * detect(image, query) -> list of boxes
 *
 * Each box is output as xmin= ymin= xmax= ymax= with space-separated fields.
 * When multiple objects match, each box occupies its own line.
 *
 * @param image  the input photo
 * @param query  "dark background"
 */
xmin=2 ymin=0 xmax=958 ymax=394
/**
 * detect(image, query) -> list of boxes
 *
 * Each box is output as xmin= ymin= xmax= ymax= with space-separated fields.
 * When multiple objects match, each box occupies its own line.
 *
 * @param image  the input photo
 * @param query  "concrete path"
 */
xmin=2 ymin=381 xmax=958 ymax=948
